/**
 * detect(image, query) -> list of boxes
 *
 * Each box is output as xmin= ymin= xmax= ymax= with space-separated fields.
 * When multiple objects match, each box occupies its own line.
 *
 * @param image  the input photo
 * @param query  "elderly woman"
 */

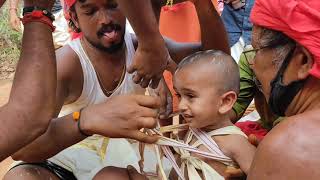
xmin=245 ymin=0 xmax=320 ymax=179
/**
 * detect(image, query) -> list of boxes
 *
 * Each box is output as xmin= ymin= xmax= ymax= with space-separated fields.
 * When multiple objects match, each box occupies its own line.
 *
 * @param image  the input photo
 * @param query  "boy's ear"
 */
xmin=218 ymin=91 xmax=237 ymax=115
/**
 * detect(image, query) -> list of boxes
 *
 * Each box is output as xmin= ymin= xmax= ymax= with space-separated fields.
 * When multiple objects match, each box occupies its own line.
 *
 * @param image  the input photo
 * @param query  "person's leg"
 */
xmin=93 ymin=166 xmax=130 ymax=180
xmin=4 ymin=161 xmax=77 ymax=180
xmin=93 ymin=166 xmax=149 ymax=180
xmin=3 ymin=164 xmax=59 ymax=180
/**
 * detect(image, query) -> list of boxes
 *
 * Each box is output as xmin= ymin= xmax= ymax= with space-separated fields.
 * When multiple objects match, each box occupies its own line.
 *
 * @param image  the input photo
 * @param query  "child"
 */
xmin=93 ymin=50 xmax=256 ymax=180
xmin=170 ymin=49 xmax=256 ymax=179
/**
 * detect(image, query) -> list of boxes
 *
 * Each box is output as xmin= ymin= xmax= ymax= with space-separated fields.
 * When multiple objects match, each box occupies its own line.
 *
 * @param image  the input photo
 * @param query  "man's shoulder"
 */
xmin=248 ymin=111 xmax=320 ymax=179
xmin=55 ymin=43 xmax=82 ymax=83
xmin=276 ymin=110 xmax=320 ymax=139
xmin=56 ymin=43 xmax=79 ymax=62
xmin=264 ymin=111 xmax=320 ymax=149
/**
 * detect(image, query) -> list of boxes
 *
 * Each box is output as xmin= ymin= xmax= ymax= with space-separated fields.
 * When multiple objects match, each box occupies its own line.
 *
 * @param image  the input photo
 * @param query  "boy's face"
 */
xmin=173 ymin=64 xmax=222 ymax=129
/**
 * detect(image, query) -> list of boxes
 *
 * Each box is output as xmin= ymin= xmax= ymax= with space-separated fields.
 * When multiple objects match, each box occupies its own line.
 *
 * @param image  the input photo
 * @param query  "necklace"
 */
xmin=96 ymin=62 xmax=126 ymax=96
xmin=81 ymin=38 xmax=127 ymax=97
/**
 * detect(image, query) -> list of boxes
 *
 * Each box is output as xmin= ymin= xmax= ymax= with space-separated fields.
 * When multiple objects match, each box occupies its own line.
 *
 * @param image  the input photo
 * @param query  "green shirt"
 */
xmin=232 ymin=53 xmax=281 ymax=130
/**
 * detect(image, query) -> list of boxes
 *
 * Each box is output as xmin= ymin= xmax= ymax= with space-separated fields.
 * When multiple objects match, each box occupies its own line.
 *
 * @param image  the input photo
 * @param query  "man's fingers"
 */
xmin=136 ymin=117 xmax=157 ymax=129
xmin=224 ymin=166 xmax=245 ymax=179
xmin=127 ymin=63 xmax=137 ymax=74
xmin=140 ymin=78 xmax=151 ymax=88
xmin=158 ymin=93 xmax=168 ymax=119
xmin=128 ymin=131 xmax=159 ymax=144
xmin=133 ymin=73 xmax=143 ymax=84
xmin=161 ymin=95 xmax=173 ymax=119
xmin=137 ymin=107 xmax=158 ymax=118
xmin=248 ymin=134 xmax=260 ymax=147
xmin=150 ymin=76 xmax=161 ymax=89
xmin=135 ymin=95 xmax=161 ymax=109
xmin=127 ymin=165 xmax=148 ymax=180
xmin=158 ymin=81 xmax=173 ymax=119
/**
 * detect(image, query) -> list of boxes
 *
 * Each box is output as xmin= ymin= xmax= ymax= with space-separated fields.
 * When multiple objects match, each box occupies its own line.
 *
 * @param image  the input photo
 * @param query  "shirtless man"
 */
xmin=4 ymin=0 xmax=229 ymax=179
xmin=244 ymin=0 xmax=320 ymax=179
xmin=0 ymin=0 xmax=185 ymax=163
xmin=0 ymin=0 xmax=57 ymax=161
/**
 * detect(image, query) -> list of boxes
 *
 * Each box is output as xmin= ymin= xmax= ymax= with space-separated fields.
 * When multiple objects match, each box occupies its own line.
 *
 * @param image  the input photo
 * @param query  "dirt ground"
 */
xmin=0 ymin=79 xmax=14 ymax=178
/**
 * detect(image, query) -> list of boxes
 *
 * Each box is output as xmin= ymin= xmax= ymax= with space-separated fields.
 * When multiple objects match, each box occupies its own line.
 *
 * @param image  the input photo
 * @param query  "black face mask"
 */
xmin=268 ymin=48 xmax=306 ymax=116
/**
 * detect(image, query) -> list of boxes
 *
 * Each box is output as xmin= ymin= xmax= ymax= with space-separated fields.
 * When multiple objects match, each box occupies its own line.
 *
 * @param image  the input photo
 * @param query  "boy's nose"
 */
xmin=178 ymin=99 xmax=188 ymax=113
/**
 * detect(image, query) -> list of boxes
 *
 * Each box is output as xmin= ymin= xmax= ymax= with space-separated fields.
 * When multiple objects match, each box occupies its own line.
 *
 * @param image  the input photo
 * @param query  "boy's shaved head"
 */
xmin=175 ymin=50 xmax=240 ymax=95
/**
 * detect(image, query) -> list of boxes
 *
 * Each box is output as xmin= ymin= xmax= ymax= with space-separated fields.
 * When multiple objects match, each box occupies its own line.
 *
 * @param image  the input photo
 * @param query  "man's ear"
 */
xmin=70 ymin=10 xmax=81 ymax=32
xmin=218 ymin=91 xmax=237 ymax=115
xmin=290 ymin=45 xmax=314 ymax=80
xmin=297 ymin=46 xmax=313 ymax=80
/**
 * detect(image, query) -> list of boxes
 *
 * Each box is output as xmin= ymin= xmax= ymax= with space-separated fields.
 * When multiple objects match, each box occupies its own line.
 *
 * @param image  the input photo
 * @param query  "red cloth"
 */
xmin=64 ymin=0 xmax=76 ymax=10
xmin=235 ymin=121 xmax=268 ymax=140
xmin=250 ymin=0 xmax=320 ymax=78
xmin=62 ymin=0 xmax=83 ymax=40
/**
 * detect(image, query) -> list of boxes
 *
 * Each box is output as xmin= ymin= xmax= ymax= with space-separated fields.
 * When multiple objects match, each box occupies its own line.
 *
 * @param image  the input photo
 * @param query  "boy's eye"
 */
xmin=186 ymin=93 xmax=195 ymax=99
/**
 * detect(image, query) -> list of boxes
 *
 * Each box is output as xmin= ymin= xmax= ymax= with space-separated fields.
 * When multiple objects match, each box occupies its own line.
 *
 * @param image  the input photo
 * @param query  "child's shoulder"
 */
xmin=209 ymin=125 xmax=247 ymax=138
xmin=211 ymin=126 xmax=249 ymax=157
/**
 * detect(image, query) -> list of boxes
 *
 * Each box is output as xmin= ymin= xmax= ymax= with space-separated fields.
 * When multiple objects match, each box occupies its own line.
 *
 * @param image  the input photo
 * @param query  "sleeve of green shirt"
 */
xmin=232 ymin=53 xmax=256 ymax=120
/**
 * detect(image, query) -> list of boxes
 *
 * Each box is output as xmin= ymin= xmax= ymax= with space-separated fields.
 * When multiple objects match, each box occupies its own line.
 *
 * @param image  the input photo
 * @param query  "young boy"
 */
xmin=93 ymin=50 xmax=255 ymax=180
xmin=170 ymin=49 xmax=256 ymax=179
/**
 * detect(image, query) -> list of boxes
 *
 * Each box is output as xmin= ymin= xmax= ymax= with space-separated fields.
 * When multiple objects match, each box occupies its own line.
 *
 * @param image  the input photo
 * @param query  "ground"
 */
xmin=0 ymin=2 xmax=21 ymax=80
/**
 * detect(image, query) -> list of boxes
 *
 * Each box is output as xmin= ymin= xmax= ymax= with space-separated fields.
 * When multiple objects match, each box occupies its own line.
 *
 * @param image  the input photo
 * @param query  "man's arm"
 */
xmin=12 ymin=94 xmax=161 ymax=162
xmin=163 ymin=0 xmax=230 ymax=64
xmin=12 ymin=46 xmax=90 ymax=161
xmin=0 ymin=0 xmax=57 ymax=161
xmin=130 ymin=0 xmax=229 ymax=66
xmin=248 ymin=116 xmax=320 ymax=180
xmin=11 ymin=45 xmax=160 ymax=162
xmin=117 ymin=0 xmax=170 ymax=88
xmin=12 ymin=49 xmax=160 ymax=161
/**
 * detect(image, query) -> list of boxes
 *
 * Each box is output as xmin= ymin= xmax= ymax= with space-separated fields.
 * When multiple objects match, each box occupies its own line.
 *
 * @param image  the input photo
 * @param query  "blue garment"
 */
xmin=52 ymin=0 xmax=62 ymax=14
xmin=221 ymin=0 xmax=255 ymax=47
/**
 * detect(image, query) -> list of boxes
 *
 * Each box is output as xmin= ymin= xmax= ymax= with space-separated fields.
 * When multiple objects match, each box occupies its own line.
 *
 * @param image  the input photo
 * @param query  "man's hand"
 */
xmin=224 ymin=166 xmax=246 ymax=180
xmin=9 ymin=10 xmax=20 ymax=32
xmin=81 ymin=95 xmax=161 ymax=144
xmin=23 ymin=0 xmax=55 ymax=9
xmin=150 ymin=79 xmax=173 ymax=120
xmin=158 ymin=79 xmax=173 ymax=120
xmin=128 ymin=38 xmax=170 ymax=89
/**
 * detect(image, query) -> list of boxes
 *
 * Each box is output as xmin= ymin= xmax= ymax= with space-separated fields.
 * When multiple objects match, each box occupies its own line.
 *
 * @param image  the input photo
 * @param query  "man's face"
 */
xmin=173 ymin=64 xmax=222 ymax=129
xmin=74 ymin=0 xmax=126 ymax=52
xmin=251 ymin=26 xmax=280 ymax=100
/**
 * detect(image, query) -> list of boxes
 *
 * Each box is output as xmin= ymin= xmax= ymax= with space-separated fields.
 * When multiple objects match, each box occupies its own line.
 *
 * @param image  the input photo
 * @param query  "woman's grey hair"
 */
xmin=258 ymin=27 xmax=296 ymax=69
